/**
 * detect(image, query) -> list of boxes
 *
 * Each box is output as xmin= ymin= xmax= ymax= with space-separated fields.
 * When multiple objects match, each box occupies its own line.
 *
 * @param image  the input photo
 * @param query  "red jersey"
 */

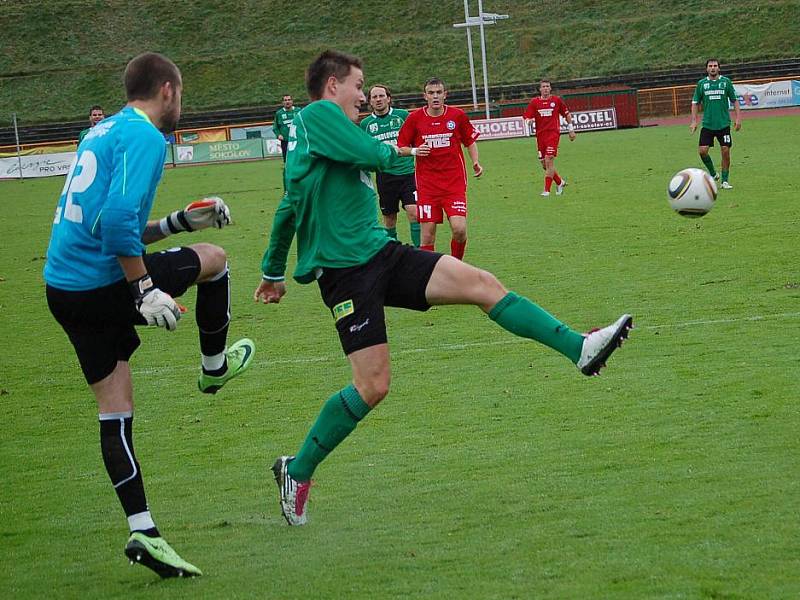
xmin=397 ymin=105 xmax=479 ymax=197
xmin=523 ymin=95 xmax=570 ymax=137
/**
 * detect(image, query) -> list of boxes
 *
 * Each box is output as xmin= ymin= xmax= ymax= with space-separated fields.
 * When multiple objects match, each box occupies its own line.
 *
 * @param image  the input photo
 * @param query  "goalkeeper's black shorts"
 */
xmin=46 ymin=246 xmax=200 ymax=384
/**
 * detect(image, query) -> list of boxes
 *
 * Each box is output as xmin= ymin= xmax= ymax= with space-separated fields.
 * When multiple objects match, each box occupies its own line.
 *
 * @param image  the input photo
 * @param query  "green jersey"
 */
xmin=261 ymin=100 xmax=407 ymax=284
xmin=692 ymin=76 xmax=738 ymax=130
xmin=78 ymin=127 xmax=91 ymax=143
xmin=272 ymin=106 xmax=301 ymax=139
xmin=359 ymin=108 xmax=415 ymax=176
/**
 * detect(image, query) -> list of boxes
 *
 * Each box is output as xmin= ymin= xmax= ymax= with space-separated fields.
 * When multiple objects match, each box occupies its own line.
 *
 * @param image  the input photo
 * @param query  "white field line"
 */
xmin=131 ymin=311 xmax=800 ymax=375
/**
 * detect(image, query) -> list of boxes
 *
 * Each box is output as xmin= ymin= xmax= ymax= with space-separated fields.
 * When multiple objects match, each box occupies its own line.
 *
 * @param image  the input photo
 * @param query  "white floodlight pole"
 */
xmin=477 ymin=0 xmax=491 ymax=119
xmin=464 ymin=0 xmax=478 ymax=109
xmin=453 ymin=6 xmax=509 ymax=118
xmin=12 ymin=113 xmax=23 ymax=180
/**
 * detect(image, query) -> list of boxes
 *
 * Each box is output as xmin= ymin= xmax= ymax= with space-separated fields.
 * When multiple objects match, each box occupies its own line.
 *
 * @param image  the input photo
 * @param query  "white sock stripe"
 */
xmin=208 ymin=264 xmax=229 ymax=282
xmin=201 ymin=351 xmax=226 ymax=372
xmin=99 ymin=411 xmax=132 ymax=420
xmin=128 ymin=511 xmax=156 ymax=532
xmin=114 ymin=417 xmax=139 ymax=489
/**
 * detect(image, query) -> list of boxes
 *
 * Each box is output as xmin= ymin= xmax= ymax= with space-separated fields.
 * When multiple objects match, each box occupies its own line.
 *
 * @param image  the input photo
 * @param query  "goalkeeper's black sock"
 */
xmin=196 ymin=265 xmax=230 ymax=372
xmin=99 ymin=412 xmax=159 ymax=537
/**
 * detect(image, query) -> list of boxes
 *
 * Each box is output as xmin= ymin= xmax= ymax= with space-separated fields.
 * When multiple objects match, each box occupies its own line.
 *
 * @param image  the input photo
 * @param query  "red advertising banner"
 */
xmin=473 ymin=108 xmax=618 ymax=141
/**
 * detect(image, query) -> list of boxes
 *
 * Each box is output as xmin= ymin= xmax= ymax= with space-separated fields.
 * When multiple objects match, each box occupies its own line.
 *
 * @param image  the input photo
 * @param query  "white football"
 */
xmin=667 ymin=168 xmax=717 ymax=218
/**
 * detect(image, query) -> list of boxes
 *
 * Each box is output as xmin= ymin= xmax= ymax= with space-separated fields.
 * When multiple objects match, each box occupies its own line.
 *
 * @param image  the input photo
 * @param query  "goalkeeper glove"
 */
xmin=159 ymin=196 xmax=231 ymax=235
xmin=129 ymin=275 xmax=181 ymax=331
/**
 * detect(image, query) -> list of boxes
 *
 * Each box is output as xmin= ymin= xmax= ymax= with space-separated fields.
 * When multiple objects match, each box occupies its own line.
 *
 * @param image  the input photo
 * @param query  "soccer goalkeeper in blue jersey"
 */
xmin=44 ymin=52 xmax=255 ymax=578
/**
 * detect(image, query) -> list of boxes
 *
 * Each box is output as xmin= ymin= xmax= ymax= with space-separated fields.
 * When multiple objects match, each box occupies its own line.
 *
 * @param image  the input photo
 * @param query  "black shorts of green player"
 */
xmin=699 ymin=126 xmax=732 ymax=148
xmin=46 ymin=247 xmax=200 ymax=384
xmin=376 ymin=172 xmax=416 ymax=216
xmin=317 ymin=241 xmax=441 ymax=355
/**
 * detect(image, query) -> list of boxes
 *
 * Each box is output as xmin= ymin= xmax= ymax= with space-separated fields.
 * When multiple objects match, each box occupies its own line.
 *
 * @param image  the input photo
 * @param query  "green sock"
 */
xmin=721 ymin=170 xmax=729 ymax=183
xmin=386 ymin=226 xmax=398 ymax=240
xmin=700 ymin=154 xmax=716 ymax=177
xmin=488 ymin=292 xmax=583 ymax=363
xmin=288 ymin=385 xmax=371 ymax=482
xmin=409 ymin=222 xmax=421 ymax=247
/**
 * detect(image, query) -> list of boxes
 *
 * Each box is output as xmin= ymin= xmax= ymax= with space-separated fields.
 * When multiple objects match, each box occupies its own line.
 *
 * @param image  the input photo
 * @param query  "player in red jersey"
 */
xmin=397 ymin=77 xmax=482 ymax=260
xmin=523 ymin=80 xmax=576 ymax=197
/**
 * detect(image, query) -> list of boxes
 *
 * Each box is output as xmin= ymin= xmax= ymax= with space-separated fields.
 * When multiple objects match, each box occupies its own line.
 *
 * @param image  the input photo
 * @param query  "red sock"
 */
xmin=420 ymin=244 xmax=435 ymax=252
xmin=553 ymin=172 xmax=562 ymax=185
xmin=545 ymin=176 xmax=553 ymax=192
xmin=450 ymin=239 xmax=466 ymax=260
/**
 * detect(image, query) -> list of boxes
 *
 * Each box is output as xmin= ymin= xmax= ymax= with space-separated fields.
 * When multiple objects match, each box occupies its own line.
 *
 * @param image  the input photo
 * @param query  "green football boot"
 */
xmin=124 ymin=532 xmax=202 ymax=578
xmin=198 ymin=338 xmax=255 ymax=394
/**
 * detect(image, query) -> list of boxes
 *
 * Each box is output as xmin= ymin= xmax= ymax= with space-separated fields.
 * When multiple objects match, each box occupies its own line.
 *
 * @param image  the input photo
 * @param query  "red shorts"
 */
xmin=537 ymin=133 xmax=560 ymax=159
xmin=416 ymin=194 xmax=467 ymax=223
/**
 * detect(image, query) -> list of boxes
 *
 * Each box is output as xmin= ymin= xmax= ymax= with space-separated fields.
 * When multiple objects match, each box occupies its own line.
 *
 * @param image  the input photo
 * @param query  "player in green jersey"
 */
xmin=272 ymin=94 xmax=301 ymax=162
xmin=254 ymin=50 xmax=633 ymax=527
xmin=690 ymin=59 xmax=742 ymax=189
xmin=78 ymin=105 xmax=105 ymax=144
xmin=360 ymin=84 xmax=421 ymax=246
xmin=360 ymin=84 xmax=420 ymax=246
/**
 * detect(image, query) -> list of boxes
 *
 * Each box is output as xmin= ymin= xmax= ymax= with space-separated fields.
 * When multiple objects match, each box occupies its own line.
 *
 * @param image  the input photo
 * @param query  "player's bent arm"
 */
xmin=142 ymin=220 xmax=169 ymax=245
xmin=254 ymin=278 xmax=287 ymax=304
xmin=466 ymin=142 xmax=483 ymax=177
xmin=118 ymin=255 xmax=181 ymax=330
xmin=301 ymin=103 xmax=403 ymax=172
xmin=690 ymin=103 xmax=699 ymax=130
xmin=118 ymin=255 xmax=148 ymax=282
xmin=398 ymin=145 xmax=430 ymax=157
xmin=564 ymin=111 xmax=576 ymax=140
xmin=103 ymin=126 xmax=165 ymax=256
xmin=733 ymin=101 xmax=742 ymax=130
xmin=260 ymin=193 xmax=296 ymax=281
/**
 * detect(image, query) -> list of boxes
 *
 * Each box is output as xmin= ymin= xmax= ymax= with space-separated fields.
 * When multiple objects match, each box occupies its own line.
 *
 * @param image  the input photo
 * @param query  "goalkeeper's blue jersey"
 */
xmin=44 ymin=106 xmax=166 ymax=291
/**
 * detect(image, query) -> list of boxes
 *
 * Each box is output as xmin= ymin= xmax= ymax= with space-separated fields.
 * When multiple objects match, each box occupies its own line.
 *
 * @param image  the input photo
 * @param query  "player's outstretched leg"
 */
xmin=198 ymin=337 xmax=256 ymax=394
xmin=272 ymin=456 xmax=312 ymax=526
xmin=124 ymin=532 xmax=202 ymax=578
xmin=488 ymin=294 xmax=632 ymax=377
xmin=425 ymin=256 xmax=633 ymax=376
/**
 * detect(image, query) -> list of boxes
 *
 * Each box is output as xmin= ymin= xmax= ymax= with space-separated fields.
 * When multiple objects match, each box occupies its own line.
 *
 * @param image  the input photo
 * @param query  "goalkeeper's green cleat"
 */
xmin=198 ymin=338 xmax=256 ymax=394
xmin=124 ymin=532 xmax=202 ymax=578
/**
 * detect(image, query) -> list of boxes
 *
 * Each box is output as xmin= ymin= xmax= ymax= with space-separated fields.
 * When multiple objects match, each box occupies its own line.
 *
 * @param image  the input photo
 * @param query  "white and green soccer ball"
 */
xmin=667 ymin=168 xmax=718 ymax=218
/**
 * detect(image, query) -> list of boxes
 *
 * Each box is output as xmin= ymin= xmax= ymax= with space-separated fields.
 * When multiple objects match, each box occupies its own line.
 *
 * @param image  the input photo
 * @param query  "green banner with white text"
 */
xmin=172 ymin=139 xmax=264 ymax=165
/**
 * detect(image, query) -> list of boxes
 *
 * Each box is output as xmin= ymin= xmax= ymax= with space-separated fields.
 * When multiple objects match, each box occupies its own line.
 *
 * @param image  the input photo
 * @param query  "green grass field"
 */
xmin=2 ymin=116 xmax=799 ymax=598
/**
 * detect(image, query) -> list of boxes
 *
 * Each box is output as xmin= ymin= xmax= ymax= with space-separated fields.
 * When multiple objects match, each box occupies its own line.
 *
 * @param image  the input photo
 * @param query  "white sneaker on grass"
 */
xmin=556 ymin=179 xmax=567 ymax=195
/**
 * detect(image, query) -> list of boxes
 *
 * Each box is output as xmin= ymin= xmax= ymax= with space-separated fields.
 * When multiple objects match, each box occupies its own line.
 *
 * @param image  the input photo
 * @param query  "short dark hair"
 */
xmin=706 ymin=58 xmax=720 ymax=66
xmin=540 ymin=79 xmax=551 ymax=85
xmin=369 ymin=84 xmax=391 ymax=98
xmin=282 ymin=94 xmax=292 ymax=100
xmin=124 ymin=52 xmax=181 ymax=101
xmin=88 ymin=105 xmax=103 ymax=116
xmin=306 ymin=50 xmax=362 ymax=101
xmin=424 ymin=77 xmax=447 ymax=91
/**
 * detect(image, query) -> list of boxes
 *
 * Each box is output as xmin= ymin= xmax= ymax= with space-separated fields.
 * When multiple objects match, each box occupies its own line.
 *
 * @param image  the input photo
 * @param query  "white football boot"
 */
xmin=577 ymin=314 xmax=633 ymax=376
